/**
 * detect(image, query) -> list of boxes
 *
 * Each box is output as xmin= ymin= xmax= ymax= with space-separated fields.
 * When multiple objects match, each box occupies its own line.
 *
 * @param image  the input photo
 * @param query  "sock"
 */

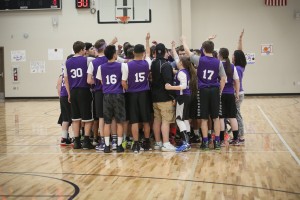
xmin=180 ymin=131 xmax=188 ymax=143
xmin=61 ymin=131 xmax=68 ymax=139
xmin=203 ymin=137 xmax=208 ymax=143
xmin=220 ymin=131 xmax=225 ymax=141
xmin=81 ymin=127 xmax=85 ymax=136
xmin=118 ymin=137 xmax=123 ymax=146
xmin=215 ymin=136 xmax=220 ymax=142
xmin=123 ymin=134 xmax=127 ymax=140
xmin=104 ymin=136 xmax=110 ymax=146
xmin=194 ymin=129 xmax=199 ymax=136
xmin=112 ymin=134 xmax=117 ymax=142
xmin=233 ymin=130 xmax=239 ymax=140
xmin=100 ymin=136 xmax=104 ymax=143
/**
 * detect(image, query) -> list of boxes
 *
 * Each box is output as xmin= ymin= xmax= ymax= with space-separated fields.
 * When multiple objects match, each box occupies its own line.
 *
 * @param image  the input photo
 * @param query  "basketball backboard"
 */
xmin=97 ymin=0 xmax=151 ymax=24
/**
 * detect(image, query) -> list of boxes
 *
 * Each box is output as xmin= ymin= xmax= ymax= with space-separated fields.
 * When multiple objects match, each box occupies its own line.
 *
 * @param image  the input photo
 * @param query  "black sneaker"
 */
xmin=117 ymin=145 xmax=124 ymax=153
xmin=200 ymin=141 xmax=209 ymax=150
xmin=131 ymin=141 xmax=140 ymax=153
xmin=141 ymin=140 xmax=152 ymax=151
xmin=60 ymin=137 xmax=72 ymax=146
xmin=82 ymin=140 xmax=94 ymax=150
xmin=73 ymin=140 xmax=82 ymax=149
xmin=189 ymin=135 xmax=201 ymax=144
xmin=214 ymin=140 xmax=221 ymax=150
xmin=104 ymin=145 xmax=111 ymax=153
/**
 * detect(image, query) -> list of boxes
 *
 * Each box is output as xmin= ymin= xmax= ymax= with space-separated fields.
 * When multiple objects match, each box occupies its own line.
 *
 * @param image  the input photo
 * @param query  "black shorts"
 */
xmin=125 ymin=92 xmax=130 ymax=121
xmin=103 ymin=93 xmax=126 ymax=124
xmin=128 ymin=91 xmax=151 ymax=124
xmin=199 ymin=87 xmax=220 ymax=119
xmin=92 ymin=92 xmax=99 ymax=120
xmin=176 ymin=95 xmax=191 ymax=121
xmin=219 ymin=93 xmax=237 ymax=118
xmin=70 ymin=88 xmax=93 ymax=122
xmin=60 ymin=96 xmax=72 ymax=123
xmin=189 ymin=90 xmax=200 ymax=119
xmin=94 ymin=90 xmax=104 ymax=118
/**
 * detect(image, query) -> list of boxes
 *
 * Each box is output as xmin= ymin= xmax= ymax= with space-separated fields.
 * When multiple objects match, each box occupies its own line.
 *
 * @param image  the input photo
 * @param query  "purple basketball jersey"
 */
xmin=65 ymin=56 xmax=89 ymax=89
xmin=60 ymin=75 xmax=68 ymax=97
xmin=127 ymin=60 xmax=150 ymax=93
xmin=197 ymin=56 xmax=220 ymax=89
xmin=92 ymin=56 xmax=108 ymax=91
xmin=174 ymin=69 xmax=191 ymax=95
xmin=101 ymin=62 xmax=124 ymax=94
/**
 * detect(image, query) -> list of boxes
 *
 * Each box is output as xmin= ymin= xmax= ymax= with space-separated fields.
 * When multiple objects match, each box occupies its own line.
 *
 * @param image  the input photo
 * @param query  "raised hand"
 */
xmin=146 ymin=32 xmax=150 ymax=40
xmin=208 ymin=34 xmax=217 ymax=41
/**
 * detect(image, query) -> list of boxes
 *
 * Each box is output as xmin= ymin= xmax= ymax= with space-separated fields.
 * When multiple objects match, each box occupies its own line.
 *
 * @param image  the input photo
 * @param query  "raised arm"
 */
xmin=180 ymin=36 xmax=192 ymax=56
xmin=237 ymin=29 xmax=244 ymax=51
xmin=208 ymin=34 xmax=217 ymax=41
xmin=145 ymin=32 xmax=150 ymax=58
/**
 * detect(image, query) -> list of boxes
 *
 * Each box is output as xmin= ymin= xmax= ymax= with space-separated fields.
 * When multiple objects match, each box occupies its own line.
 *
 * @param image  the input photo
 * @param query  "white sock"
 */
xmin=104 ymin=137 xmax=110 ymax=146
xmin=61 ymin=131 xmax=68 ymax=139
xmin=194 ymin=129 xmax=199 ymax=136
xmin=118 ymin=137 xmax=123 ymax=146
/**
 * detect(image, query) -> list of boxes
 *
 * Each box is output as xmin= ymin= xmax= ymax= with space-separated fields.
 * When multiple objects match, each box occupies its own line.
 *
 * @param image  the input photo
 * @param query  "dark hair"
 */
xmin=85 ymin=42 xmax=93 ymax=51
xmin=212 ymin=50 xmax=218 ymax=58
xmin=134 ymin=44 xmax=145 ymax=54
xmin=176 ymin=45 xmax=184 ymax=54
xmin=180 ymin=57 xmax=197 ymax=96
xmin=234 ymin=50 xmax=247 ymax=68
xmin=123 ymin=43 xmax=132 ymax=57
xmin=150 ymin=45 xmax=156 ymax=59
xmin=104 ymin=45 xmax=116 ymax=60
xmin=73 ymin=41 xmax=85 ymax=54
xmin=126 ymin=47 xmax=134 ymax=59
xmin=202 ymin=40 xmax=214 ymax=54
xmin=219 ymin=48 xmax=232 ymax=79
xmin=193 ymin=49 xmax=201 ymax=56
xmin=94 ymin=39 xmax=106 ymax=53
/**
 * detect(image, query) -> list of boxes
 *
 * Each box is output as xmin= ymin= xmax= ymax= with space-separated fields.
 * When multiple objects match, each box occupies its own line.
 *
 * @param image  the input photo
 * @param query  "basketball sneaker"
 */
xmin=161 ymin=142 xmax=176 ymax=152
xmin=104 ymin=145 xmax=111 ymax=153
xmin=60 ymin=137 xmax=72 ymax=146
xmin=131 ymin=141 xmax=140 ymax=153
xmin=117 ymin=145 xmax=125 ymax=153
xmin=82 ymin=140 xmax=94 ymax=150
xmin=141 ymin=140 xmax=152 ymax=151
xmin=111 ymin=140 xmax=117 ymax=150
xmin=154 ymin=141 xmax=162 ymax=150
xmin=176 ymin=142 xmax=189 ymax=152
xmin=214 ymin=140 xmax=221 ymax=150
xmin=229 ymin=139 xmax=240 ymax=146
xmin=73 ymin=139 xmax=82 ymax=149
xmin=238 ymin=138 xmax=245 ymax=145
xmin=200 ymin=141 xmax=209 ymax=151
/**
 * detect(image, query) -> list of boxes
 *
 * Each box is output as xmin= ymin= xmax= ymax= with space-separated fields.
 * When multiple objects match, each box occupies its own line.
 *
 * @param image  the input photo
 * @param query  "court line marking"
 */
xmin=257 ymin=105 xmax=300 ymax=165
xmin=1 ymin=171 xmax=299 ymax=196
xmin=183 ymin=150 xmax=200 ymax=200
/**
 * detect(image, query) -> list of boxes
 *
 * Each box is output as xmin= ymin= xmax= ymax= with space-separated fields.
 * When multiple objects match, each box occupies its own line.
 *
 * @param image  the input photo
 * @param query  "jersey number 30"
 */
xmin=70 ymin=68 xmax=83 ymax=78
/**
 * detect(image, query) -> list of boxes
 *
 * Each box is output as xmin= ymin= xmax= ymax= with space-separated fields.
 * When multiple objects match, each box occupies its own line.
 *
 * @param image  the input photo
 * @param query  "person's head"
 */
xmin=219 ymin=48 xmax=232 ymax=78
xmin=155 ymin=43 xmax=166 ymax=59
xmin=85 ymin=42 xmax=95 ymax=57
xmin=212 ymin=50 xmax=218 ymax=58
xmin=176 ymin=45 xmax=186 ymax=58
xmin=150 ymin=45 xmax=156 ymax=59
xmin=94 ymin=39 xmax=106 ymax=53
xmin=126 ymin=46 xmax=134 ymax=60
xmin=202 ymin=40 xmax=214 ymax=54
xmin=193 ymin=49 xmax=201 ymax=56
xmin=233 ymin=50 xmax=247 ymax=68
xmin=73 ymin=41 xmax=85 ymax=55
xmin=104 ymin=45 xmax=117 ymax=60
xmin=123 ymin=42 xmax=132 ymax=57
xmin=133 ymin=44 xmax=145 ymax=59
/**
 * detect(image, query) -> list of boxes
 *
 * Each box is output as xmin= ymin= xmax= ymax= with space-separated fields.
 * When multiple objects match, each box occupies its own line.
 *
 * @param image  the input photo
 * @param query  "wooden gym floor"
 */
xmin=0 ymin=96 xmax=299 ymax=200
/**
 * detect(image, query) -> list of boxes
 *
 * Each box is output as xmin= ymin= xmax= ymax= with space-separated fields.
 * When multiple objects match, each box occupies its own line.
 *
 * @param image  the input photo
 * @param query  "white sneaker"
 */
xmin=111 ymin=140 xmax=117 ymax=150
xmin=161 ymin=142 xmax=176 ymax=152
xmin=154 ymin=141 xmax=162 ymax=150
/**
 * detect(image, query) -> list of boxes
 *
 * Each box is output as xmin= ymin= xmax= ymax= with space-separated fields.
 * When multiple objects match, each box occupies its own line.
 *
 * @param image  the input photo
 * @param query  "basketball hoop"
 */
xmin=116 ymin=16 xmax=130 ymax=24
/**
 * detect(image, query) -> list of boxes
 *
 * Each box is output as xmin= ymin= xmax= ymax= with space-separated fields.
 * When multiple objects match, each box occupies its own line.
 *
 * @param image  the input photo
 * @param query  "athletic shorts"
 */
xmin=94 ymin=90 xmax=104 ymax=118
xmin=219 ymin=93 xmax=237 ymax=118
xmin=153 ymin=101 xmax=175 ymax=123
xmin=176 ymin=95 xmax=191 ymax=121
xmin=92 ymin=92 xmax=99 ymax=120
xmin=128 ymin=91 xmax=151 ymax=124
xmin=189 ymin=90 xmax=200 ymax=119
xmin=199 ymin=87 xmax=220 ymax=119
xmin=103 ymin=93 xmax=126 ymax=124
xmin=70 ymin=88 xmax=93 ymax=122
xmin=60 ymin=96 xmax=72 ymax=123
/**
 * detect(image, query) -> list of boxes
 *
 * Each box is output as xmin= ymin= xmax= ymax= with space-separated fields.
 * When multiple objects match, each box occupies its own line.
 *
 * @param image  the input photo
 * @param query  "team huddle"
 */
xmin=57 ymin=30 xmax=247 ymax=153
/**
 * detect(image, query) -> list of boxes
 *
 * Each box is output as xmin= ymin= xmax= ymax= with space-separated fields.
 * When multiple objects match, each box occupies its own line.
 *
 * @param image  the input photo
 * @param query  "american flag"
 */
xmin=265 ymin=0 xmax=287 ymax=6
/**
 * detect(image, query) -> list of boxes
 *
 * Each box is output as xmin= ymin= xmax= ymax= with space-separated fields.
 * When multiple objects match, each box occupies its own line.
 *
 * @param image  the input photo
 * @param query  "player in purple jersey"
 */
xmin=165 ymin=41 xmax=198 ymax=152
xmin=181 ymin=36 xmax=226 ymax=150
xmin=122 ymin=33 xmax=152 ymax=153
xmin=218 ymin=48 xmax=240 ymax=146
xmin=64 ymin=41 xmax=94 ymax=150
xmin=87 ymin=39 xmax=109 ymax=150
xmin=233 ymin=29 xmax=247 ymax=144
xmin=96 ymin=45 xmax=128 ymax=153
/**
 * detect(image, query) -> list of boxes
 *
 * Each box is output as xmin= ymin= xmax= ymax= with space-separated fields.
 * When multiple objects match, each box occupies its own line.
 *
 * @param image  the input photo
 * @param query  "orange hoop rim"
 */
xmin=116 ymin=16 xmax=130 ymax=24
